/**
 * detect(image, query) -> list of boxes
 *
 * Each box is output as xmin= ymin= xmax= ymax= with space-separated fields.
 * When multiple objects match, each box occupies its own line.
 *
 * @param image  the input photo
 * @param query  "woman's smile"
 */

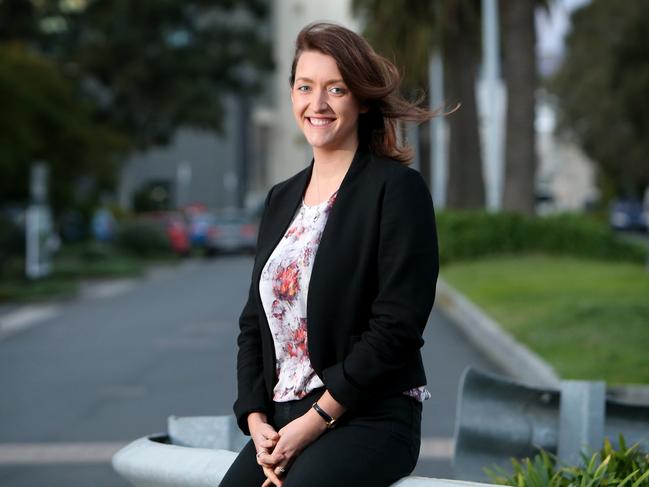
xmin=307 ymin=117 xmax=336 ymax=127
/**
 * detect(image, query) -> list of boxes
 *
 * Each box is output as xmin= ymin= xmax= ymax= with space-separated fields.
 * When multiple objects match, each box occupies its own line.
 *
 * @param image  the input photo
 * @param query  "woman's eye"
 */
xmin=329 ymin=87 xmax=345 ymax=95
xmin=297 ymin=85 xmax=310 ymax=92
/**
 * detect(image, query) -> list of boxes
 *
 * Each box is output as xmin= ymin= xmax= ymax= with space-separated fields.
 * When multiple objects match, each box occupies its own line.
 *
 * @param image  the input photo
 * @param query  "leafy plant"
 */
xmin=486 ymin=436 xmax=649 ymax=487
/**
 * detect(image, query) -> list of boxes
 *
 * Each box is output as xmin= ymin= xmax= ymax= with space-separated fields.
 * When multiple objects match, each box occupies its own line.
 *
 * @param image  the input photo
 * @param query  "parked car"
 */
xmin=188 ymin=212 xmax=214 ymax=249
xmin=204 ymin=211 xmax=258 ymax=256
xmin=140 ymin=211 xmax=191 ymax=256
xmin=609 ymin=200 xmax=648 ymax=232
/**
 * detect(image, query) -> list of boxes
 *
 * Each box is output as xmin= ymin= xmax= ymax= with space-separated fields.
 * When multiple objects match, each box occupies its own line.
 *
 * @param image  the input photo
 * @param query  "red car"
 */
xmin=140 ymin=211 xmax=191 ymax=256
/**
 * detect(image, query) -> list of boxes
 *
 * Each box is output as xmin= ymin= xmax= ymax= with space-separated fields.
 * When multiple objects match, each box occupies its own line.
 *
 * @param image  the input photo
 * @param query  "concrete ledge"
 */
xmin=112 ymin=435 xmax=497 ymax=487
xmin=436 ymin=278 xmax=560 ymax=388
xmin=112 ymin=434 xmax=238 ymax=487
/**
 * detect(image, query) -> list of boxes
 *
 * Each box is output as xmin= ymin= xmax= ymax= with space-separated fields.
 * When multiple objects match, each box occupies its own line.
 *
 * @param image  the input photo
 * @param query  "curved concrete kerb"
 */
xmin=111 ymin=415 xmax=499 ymax=487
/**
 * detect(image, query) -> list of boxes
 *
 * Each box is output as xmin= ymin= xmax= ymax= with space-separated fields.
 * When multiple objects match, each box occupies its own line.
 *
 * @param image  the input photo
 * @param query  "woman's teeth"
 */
xmin=309 ymin=118 xmax=334 ymax=126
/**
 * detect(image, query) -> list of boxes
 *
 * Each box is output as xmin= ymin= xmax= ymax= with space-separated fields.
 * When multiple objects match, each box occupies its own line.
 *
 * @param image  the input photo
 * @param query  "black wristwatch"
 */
xmin=312 ymin=402 xmax=337 ymax=429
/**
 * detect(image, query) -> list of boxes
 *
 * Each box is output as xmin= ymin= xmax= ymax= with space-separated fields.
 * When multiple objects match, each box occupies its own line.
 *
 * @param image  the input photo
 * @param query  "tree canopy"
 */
xmin=0 ymin=0 xmax=272 ymax=211
xmin=551 ymin=0 xmax=649 ymax=197
xmin=0 ymin=42 xmax=126 ymax=211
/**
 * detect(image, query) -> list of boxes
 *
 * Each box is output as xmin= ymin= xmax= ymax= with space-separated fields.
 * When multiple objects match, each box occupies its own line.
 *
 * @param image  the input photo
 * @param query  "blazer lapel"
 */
xmin=255 ymin=161 xmax=313 ymax=278
xmin=306 ymin=148 xmax=370 ymax=318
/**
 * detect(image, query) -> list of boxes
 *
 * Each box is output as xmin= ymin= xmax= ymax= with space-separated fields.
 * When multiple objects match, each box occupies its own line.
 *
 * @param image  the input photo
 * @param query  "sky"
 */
xmin=535 ymin=0 xmax=592 ymax=77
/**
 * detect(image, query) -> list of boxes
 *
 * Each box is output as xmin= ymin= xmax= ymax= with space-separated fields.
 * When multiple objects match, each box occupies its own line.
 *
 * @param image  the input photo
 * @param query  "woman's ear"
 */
xmin=359 ymin=103 xmax=370 ymax=114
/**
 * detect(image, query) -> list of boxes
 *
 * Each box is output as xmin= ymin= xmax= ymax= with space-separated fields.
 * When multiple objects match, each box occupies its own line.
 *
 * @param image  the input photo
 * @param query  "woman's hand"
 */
xmin=248 ymin=412 xmax=281 ymax=456
xmin=248 ymin=412 xmax=285 ymax=486
xmin=264 ymin=407 xmax=328 ymax=481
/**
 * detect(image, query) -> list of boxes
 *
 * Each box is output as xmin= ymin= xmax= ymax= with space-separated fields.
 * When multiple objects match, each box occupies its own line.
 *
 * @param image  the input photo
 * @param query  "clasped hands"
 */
xmin=249 ymin=409 xmax=327 ymax=487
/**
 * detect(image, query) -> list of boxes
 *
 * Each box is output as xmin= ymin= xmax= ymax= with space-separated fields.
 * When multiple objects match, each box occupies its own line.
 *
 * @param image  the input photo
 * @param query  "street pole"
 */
xmin=429 ymin=48 xmax=447 ymax=209
xmin=481 ymin=0 xmax=505 ymax=211
xmin=25 ymin=162 xmax=53 ymax=279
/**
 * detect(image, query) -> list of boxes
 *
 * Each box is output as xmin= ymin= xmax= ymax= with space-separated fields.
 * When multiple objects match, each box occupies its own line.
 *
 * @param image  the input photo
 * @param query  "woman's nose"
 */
xmin=313 ymin=89 xmax=329 ymax=112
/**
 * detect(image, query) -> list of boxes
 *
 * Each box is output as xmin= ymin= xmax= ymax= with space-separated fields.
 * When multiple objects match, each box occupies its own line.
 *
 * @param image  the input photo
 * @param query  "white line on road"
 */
xmin=0 ymin=437 xmax=454 ymax=465
xmin=79 ymin=279 xmax=136 ymax=300
xmin=0 ymin=305 xmax=59 ymax=339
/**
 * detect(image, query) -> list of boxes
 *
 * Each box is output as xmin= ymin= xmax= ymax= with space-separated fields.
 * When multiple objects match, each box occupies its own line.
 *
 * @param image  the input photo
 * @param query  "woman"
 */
xmin=220 ymin=22 xmax=439 ymax=487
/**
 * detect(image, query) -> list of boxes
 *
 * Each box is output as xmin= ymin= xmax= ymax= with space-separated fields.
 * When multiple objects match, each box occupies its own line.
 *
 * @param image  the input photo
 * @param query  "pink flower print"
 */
xmin=271 ymin=299 xmax=286 ymax=321
xmin=324 ymin=193 xmax=338 ymax=214
xmin=286 ymin=224 xmax=305 ymax=240
xmin=273 ymin=262 xmax=300 ymax=302
xmin=303 ymin=246 xmax=313 ymax=266
xmin=286 ymin=342 xmax=297 ymax=358
xmin=293 ymin=318 xmax=308 ymax=356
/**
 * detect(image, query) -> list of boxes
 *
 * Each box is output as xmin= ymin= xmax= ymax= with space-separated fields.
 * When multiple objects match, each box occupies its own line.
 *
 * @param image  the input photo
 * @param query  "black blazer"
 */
xmin=233 ymin=147 xmax=439 ymax=435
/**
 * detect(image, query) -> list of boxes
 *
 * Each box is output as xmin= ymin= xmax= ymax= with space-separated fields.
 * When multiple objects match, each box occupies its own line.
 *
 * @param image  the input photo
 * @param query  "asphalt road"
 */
xmin=0 ymin=256 xmax=500 ymax=486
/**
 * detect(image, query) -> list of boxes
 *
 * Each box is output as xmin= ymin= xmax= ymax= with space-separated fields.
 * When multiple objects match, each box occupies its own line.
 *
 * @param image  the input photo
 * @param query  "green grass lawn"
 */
xmin=442 ymin=255 xmax=649 ymax=385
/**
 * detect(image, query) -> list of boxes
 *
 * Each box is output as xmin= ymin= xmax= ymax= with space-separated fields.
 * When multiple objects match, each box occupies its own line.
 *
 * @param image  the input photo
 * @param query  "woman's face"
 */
xmin=291 ymin=50 xmax=365 ymax=152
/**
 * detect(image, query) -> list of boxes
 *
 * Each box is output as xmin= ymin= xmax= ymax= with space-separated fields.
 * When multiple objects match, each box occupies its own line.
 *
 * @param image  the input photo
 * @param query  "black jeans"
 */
xmin=219 ymin=388 xmax=422 ymax=487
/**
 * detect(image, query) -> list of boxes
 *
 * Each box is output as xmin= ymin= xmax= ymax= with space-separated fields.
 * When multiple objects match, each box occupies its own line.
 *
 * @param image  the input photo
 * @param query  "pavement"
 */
xmin=0 ymin=256 xmax=501 ymax=486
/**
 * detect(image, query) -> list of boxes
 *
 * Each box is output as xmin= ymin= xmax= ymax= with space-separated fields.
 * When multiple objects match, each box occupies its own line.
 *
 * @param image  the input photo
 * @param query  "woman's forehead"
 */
xmin=295 ymin=50 xmax=343 ymax=78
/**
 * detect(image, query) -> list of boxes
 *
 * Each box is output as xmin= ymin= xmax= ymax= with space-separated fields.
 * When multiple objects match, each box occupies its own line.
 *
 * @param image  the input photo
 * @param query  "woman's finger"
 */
xmin=259 ymin=425 xmax=280 ymax=440
xmin=267 ymin=448 xmax=286 ymax=465
xmin=262 ymin=465 xmax=283 ymax=486
xmin=274 ymin=462 xmax=289 ymax=478
xmin=257 ymin=451 xmax=283 ymax=467
xmin=260 ymin=438 xmax=278 ymax=449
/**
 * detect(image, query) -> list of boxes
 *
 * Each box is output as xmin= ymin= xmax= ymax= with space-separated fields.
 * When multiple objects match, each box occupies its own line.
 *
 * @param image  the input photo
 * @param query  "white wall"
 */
xmin=267 ymin=0 xmax=358 ymax=185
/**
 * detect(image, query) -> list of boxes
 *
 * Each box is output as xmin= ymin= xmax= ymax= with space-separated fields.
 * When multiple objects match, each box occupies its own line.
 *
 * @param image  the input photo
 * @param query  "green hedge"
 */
xmin=0 ymin=214 xmax=24 ymax=277
xmin=114 ymin=220 xmax=171 ymax=257
xmin=436 ymin=211 xmax=647 ymax=265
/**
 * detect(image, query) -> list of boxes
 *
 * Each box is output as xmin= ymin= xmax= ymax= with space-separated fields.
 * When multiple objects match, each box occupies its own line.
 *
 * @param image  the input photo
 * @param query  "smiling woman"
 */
xmin=220 ymin=22 xmax=440 ymax=487
xmin=290 ymin=51 xmax=367 ymax=157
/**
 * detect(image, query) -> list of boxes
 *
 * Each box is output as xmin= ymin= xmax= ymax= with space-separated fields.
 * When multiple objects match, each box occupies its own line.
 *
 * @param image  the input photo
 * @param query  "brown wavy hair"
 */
xmin=289 ymin=22 xmax=439 ymax=164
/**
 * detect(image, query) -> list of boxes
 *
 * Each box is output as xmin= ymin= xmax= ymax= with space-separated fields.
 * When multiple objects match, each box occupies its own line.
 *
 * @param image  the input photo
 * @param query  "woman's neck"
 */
xmin=312 ymin=144 xmax=357 ymax=184
xmin=303 ymin=144 xmax=357 ymax=206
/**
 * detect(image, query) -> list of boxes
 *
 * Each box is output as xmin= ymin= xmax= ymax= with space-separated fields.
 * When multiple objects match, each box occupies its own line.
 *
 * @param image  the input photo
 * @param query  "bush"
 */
xmin=436 ymin=211 xmax=647 ymax=265
xmin=487 ymin=436 xmax=649 ymax=487
xmin=114 ymin=220 xmax=171 ymax=257
xmin=0 ymin=214 xmax=25 ymax=277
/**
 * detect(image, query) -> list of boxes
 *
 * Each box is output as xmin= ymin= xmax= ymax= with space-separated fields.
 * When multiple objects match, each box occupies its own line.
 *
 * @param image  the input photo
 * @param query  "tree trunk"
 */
xmin=501 ymin=0 xmax=537 ymax=215
xmin=417 ymin=121 xmax=431 ymax=189
xmin=444 ymin=14 xmax=485 ymax=210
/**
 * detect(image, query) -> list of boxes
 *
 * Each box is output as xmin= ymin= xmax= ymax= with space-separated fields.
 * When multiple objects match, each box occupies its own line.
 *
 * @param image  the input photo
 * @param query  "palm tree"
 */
xmin=353 ymin=0 xmax=485 ymax=209
xmin=501 ymin=0 xmax=539 ymax=215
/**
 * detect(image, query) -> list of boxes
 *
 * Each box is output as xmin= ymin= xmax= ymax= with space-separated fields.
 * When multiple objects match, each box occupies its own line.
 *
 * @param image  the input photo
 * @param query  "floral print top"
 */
xmin=259 ymin=190 xmax=431 ymax=403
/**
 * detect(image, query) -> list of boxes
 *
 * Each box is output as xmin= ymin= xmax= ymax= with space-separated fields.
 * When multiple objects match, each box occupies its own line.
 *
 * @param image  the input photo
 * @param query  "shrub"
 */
xmin=436 ymin=211 xmax=647 ymax=265
xmin=114 ymin=220 xmax=171 ymax=257
xmin=0 ymin=214 xmax=25 ymax=277
xmin=487 ymin=436 xmax=649 ymax=487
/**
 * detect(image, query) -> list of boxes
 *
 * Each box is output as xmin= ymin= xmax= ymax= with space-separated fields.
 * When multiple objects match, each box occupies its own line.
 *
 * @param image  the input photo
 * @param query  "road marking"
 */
xmin=420 ymin=437 xmax=455 ymax=460
xmin=79 ymin=279 xmax=136 ymax=299
xmin=0 ymin=305 xmax=59 ymax=339
xmin=0 ymin=442 xmax=127 ymax=465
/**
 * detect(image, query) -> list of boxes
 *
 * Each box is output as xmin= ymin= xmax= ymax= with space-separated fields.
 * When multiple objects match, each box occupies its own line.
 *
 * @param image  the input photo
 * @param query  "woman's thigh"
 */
xmin=219 ymin=438 xmax=266 ymax=487
xmin=283 ymin=395 xmax=422 ymax=487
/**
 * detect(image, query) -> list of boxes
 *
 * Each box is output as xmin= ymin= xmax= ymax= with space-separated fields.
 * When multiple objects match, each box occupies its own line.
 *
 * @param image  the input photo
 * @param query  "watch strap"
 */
xmin=312 ymin=401 xmax=337 ymax=429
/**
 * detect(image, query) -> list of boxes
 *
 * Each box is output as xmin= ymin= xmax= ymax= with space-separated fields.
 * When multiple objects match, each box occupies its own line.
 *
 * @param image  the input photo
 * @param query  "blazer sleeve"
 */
xmin=233 ymin=186 xmax=274 ymax=435
xmin=322 ymin=167 xmax=439 ymax=410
